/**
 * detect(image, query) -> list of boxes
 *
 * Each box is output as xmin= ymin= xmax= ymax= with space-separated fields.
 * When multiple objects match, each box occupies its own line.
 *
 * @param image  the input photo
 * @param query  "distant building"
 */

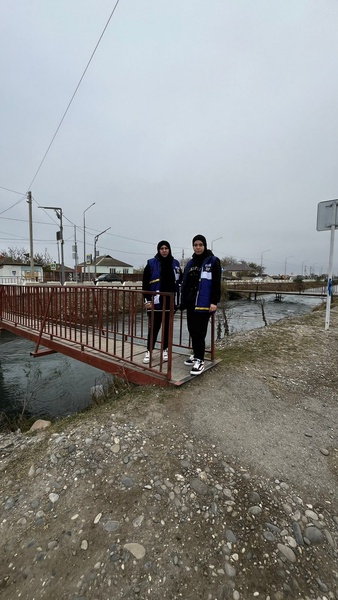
xmin=79 ymin=254 xmax=134 ymax=279
xmin=0 ymin=258 xmax=44 ymax=283
xmin=43 ymin=263 xmax=74 ymax=282
xmin=222 ymin=262 xmax=256 ymax=280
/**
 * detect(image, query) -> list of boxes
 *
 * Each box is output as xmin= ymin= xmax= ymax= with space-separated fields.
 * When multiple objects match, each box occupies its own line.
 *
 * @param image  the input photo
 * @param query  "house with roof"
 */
xmin=0 ymin=257 xmax=44 ymax=283
xmin=79 ymin=254 xmax=134 ymax=279
xmin=222 ymin=261 xmax=256 ymax=280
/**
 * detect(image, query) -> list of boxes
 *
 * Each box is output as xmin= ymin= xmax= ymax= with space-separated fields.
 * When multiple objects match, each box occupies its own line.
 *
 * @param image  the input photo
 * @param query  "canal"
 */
xmin=0 ymin=294 xmax=324 ymax=420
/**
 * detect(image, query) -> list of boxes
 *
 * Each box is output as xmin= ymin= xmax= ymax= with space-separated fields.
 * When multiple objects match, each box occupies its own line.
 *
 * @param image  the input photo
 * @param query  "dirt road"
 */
xmin=0 ymin=304 xmax=337 ymax=599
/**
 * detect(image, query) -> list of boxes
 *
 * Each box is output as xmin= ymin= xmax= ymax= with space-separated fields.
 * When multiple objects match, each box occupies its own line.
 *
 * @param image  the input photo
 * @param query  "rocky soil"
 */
xmin=0 ymin=303 xmax=338 ymax=600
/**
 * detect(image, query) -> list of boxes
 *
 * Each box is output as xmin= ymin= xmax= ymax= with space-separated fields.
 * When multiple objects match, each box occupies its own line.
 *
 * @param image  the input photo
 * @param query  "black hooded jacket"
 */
xmin=142 ymin=242 xmax=182 ymax=306
xmin=180 ymin=249 xmax=221 ymax=309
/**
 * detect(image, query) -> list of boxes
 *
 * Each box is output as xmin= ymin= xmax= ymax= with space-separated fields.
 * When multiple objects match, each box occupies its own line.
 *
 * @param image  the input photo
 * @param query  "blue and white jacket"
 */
xmin=143 ymin=256 xmax=181 ymax=308
xmin=181 ymin=252 xmax=221 ymax=311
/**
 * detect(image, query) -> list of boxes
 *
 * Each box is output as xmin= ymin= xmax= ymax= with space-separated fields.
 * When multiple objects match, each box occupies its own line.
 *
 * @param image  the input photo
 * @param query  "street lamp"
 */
xmin=83 ymin=202 xmax=95 ymax=281
xmin=211 ymin=237 xmax=222 ymax=251
xmin=94 ymin=227 xmax=111 ymax=277
xmin=260 ymin=249 xmax=271 ymax=272
xmin=309 ymin=263 xmax=318 ymax=278
xmin=301 ymin=259 xmax=309 ymax=277
xmin=39 ymin=206 xmax=65 ymax=284
xmin=284 ymin=255 xmax=293 ymax=277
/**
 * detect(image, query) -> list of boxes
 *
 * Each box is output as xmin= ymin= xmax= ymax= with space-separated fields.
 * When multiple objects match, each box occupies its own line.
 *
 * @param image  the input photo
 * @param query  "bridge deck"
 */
xmin=1 ymin=317 xmax=219 ymax=387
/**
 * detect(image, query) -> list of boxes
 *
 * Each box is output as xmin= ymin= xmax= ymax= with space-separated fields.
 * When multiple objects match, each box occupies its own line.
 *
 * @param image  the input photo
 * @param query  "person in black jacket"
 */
xmin=180 ymin=234 xmax=221 ymax=375
xmin=142 ymin=241 xmax=181 ymax=364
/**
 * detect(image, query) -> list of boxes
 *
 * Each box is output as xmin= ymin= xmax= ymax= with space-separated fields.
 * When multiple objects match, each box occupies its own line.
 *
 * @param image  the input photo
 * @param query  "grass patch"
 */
xmin=215 ymin=304 xmax=331 ymax=369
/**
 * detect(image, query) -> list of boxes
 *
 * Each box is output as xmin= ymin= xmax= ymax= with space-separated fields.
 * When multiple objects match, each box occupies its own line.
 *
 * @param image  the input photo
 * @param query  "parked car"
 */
xmin=94 ymin=273 xmax=123 ymax=285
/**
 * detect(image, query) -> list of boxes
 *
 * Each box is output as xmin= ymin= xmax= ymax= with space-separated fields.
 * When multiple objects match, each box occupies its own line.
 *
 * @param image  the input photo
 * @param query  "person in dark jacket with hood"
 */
xmin=180 ymin=234 xmax=221 ymax=375
xmin=142 ymin=240 xmax=181 ymax=365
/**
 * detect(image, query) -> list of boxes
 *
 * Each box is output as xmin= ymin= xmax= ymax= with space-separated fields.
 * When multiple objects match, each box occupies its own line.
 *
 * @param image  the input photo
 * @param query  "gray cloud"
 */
xmin=1 ymin=0 xmax=338 ymax=276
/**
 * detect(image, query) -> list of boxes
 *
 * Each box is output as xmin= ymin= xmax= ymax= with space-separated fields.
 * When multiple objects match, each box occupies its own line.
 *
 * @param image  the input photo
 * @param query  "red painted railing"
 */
xmin=0 ymin=284 xmax=215 ymax=385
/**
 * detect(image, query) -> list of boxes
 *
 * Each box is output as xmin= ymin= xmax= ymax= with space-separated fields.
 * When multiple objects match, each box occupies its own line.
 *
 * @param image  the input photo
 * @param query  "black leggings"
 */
xmin=147 ymin=311 xmax=171 ymax=351
xmin=186 ymin=308 xmax=210 ymax=361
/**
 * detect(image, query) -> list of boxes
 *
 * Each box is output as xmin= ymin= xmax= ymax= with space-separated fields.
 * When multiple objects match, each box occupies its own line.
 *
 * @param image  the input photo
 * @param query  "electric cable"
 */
xmin=0 ymin=195 xmax=27 ymax=216
xmin=27 ymin=0 xmax=121 ymax=190
xmin=0 ymin=185 xmax=25 ymax=195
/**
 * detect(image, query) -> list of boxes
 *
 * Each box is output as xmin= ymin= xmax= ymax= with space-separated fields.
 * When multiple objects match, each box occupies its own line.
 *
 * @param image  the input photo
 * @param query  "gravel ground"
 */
xmin=0 ymin=303 xmax=337 ymax=600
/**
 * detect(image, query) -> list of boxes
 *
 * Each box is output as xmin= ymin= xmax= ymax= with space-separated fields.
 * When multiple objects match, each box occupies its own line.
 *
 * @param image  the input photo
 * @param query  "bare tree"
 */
xmin=258 ymin=298 xmax=268 ymax=326
xmin=0 ymin=247 xmax=53 ymax=266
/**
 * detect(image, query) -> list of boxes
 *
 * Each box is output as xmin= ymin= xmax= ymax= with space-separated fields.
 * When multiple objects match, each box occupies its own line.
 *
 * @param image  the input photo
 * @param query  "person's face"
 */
xmin=193 ymin=241 xmax=205 ymax=255
xmin=159 ymin=245 xmax=170 ymax=257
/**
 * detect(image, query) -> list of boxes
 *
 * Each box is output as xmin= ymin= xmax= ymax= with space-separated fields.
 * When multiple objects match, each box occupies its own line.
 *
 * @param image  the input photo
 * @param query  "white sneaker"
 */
xmin=163 ymin=349 xmax=168 ymax=362
xmin=143 ymin=351 xmax=150 ymax=364
xmin=190 ymin=359 xmax=205 ymax=376
xmin=184 ymin=354 xmax=194 ymax=366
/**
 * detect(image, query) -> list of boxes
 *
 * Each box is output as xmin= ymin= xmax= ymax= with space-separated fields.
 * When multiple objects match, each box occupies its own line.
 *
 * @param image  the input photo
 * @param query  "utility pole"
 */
xmin=39 ymin=206 xmax=65 ymax=284
xmin=27 ymin=191 xmax=35 ymax=281
xmin=260 ymin=249 xmax=271 ymax=273
xmin=73 ymin=226 xmax=78 ymax=281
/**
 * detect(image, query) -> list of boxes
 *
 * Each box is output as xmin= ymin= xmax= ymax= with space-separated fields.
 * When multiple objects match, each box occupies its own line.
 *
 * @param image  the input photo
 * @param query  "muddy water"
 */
xmin=0 ymin=295 xmax=324 ymax=419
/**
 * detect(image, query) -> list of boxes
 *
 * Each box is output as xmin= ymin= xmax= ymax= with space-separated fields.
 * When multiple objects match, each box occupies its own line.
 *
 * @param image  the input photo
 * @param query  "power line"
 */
xmin=27 ymin=0 xmax=121 ymax=190
xmin=0 ymin=238 xmax=56 ymax=243
xmin=4 ymin=195 xmax=184 ymax=251
xmin=1 ymin=201 xmax=186 ymax=254
xmin=84 ymin=226 xmax=157 ymax=247
xmin=0 ymin=216 xmax=61 ymax=226
xmin=0 ymin=194 xmax=27 ymax=216
xmin=90 ymin=243 xmax=159 ymax=258
xmin=0 ymin=185 xmax=26 ymax=195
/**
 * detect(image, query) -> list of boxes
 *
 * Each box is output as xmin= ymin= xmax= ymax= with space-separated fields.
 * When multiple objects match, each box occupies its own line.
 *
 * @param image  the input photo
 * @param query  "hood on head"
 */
xmin=156 ymin=240 xmax=172 ymax=258
xmin=192 ymin=234 xmax=207 ymax=249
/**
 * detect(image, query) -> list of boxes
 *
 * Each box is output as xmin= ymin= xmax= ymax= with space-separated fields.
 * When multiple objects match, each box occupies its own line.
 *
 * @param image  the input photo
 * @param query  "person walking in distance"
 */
xmin=142 ymin=241 xmax=182 ymax=364
xmin=180 ymin=234 xmax=221 ymax=375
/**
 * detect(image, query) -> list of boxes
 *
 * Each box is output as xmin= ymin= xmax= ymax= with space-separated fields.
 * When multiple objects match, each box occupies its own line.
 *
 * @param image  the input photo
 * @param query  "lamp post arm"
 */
xmin=83 ymin=202 xmax=95 ymax=282
xmin=94 ymin=227 xmax=111 ymax=278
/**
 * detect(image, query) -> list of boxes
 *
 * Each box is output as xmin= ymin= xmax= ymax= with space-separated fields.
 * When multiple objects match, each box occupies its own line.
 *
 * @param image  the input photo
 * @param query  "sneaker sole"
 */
xmin=190 ymin=368 xmax=204 ymax=376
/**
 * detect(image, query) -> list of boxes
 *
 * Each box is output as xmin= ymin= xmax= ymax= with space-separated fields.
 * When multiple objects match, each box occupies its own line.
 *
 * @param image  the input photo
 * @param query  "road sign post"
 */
xmin=316 ymin=199 xmax=338 ymax=330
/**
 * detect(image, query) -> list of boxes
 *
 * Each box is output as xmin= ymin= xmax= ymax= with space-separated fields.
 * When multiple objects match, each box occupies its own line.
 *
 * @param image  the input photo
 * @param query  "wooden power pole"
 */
xmin=27 ymin=191 xmax=35 ymax=281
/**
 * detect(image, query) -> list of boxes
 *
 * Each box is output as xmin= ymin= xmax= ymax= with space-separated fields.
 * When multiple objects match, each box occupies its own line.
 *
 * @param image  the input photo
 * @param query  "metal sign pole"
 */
xmin=325 ymin=202 xmax=337 ymax=330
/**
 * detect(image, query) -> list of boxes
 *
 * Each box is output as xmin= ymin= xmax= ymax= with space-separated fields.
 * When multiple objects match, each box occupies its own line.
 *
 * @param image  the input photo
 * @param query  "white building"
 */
xmin=0 ymin=259 xmax=44 ymax=283
xmin=80 ymin=254 xmax=134 ymax=279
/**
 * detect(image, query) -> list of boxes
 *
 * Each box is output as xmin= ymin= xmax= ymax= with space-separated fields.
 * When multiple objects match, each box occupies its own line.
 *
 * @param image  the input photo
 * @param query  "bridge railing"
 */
xmin=0 ymin=285 xmax=215 ymax=382
xmin=223 ymin=280 xmax=328 ymax=295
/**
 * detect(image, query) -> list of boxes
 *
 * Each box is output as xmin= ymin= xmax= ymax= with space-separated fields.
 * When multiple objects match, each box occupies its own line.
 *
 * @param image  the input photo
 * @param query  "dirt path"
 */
xmin=0 ymin=304 xmax=337 ymax=599
xmin=177 ymin=311 xmax=338 ymax=501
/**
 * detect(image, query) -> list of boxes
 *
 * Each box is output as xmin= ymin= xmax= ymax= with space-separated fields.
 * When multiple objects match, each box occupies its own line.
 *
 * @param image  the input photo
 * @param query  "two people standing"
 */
xmin=142 ymin=235 xmax=221 ymax=376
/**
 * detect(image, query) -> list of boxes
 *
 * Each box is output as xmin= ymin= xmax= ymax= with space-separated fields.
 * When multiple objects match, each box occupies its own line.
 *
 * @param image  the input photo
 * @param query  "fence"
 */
xmin=0 ymin=284 xmax=215 ymax=385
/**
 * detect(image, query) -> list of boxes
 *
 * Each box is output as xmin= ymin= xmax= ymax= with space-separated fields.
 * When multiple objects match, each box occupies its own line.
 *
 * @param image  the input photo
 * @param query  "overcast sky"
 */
xmin=1 ymin=0 xmax=338 ymax=276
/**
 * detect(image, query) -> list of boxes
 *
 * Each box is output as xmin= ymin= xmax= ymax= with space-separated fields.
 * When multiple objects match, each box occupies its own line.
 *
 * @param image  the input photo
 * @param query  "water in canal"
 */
xmin=0 ymin=294 xmax=324 ymax=420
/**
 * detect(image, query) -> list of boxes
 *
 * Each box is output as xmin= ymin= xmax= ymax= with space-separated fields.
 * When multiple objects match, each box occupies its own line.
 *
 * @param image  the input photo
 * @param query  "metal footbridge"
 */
xmin=0 ymin=284 xmax=219 ymax=387
xmin=224 ymin=280 xmax=330 ymax=301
